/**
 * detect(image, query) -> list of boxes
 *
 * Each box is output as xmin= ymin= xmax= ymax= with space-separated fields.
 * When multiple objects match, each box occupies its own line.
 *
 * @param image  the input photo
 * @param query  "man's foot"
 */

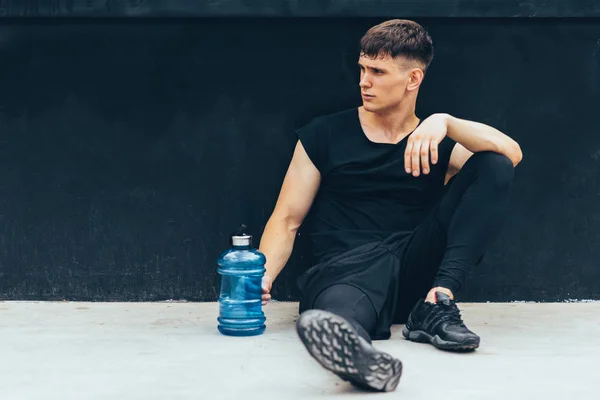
xmin=296 ymin=309 xmax=403 ymax=392
xmin=402 ymin=291 xmax=480 ymax=351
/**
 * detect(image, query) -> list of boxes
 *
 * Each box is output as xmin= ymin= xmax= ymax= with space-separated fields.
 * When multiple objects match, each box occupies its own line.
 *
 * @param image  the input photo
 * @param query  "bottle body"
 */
xmin=217 ymin=244 xmax=266 ymax=336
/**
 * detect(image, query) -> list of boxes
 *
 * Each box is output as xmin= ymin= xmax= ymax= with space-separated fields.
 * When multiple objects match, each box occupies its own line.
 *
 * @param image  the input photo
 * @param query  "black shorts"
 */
xmin=297 ymin=230 xmax=429 ymax=341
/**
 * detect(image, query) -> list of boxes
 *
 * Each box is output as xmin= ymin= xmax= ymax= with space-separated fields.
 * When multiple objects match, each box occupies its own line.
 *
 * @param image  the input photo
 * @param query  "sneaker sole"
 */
xmin=402 ymin=326 xmax=479 ymax=352
xmin=296 ymin=310 xmax=403 ymax=392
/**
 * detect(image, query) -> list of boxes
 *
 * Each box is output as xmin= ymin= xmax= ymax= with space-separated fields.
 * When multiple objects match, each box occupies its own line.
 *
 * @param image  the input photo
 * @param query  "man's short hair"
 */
xmin=360 ymin=19 xmax=434 ymax=71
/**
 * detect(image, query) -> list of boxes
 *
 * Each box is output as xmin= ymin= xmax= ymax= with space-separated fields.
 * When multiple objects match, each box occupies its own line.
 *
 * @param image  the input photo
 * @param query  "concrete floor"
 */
xmin=1 ymin=301 xmax=599 ymax=400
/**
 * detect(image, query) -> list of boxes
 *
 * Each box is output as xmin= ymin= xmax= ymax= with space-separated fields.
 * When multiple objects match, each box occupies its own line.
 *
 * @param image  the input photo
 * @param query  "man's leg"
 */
xmin=395 ymin=151 xmax=515 ymax=350
xmin=312 ymin=284 xmax=377 ymax=343
xmin=296 ymin=284 xmax=403 ymax=392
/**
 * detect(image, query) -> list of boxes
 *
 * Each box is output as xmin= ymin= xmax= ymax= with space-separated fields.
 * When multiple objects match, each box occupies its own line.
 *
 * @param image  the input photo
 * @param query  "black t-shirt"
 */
xmin=297 ymin=107 xmax=456 ymax=265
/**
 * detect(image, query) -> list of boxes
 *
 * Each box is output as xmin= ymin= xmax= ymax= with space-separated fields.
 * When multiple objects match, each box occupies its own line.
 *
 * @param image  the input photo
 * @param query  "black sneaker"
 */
xmin=296 ymin=309 xmax=403 ymax=392
xmin=402 ymin=291 xmax=480 ymax=351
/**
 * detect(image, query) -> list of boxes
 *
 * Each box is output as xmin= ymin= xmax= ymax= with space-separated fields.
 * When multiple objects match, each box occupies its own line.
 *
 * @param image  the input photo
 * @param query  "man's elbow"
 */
xmin=495 ymin=137 xmax=522 ymax=167
xmin=269 ymin=211 xmax=303 ymax=235
xmin=510 ymin=142 xmax=523 ymax=167
xmin=284 ymin=215 xmax=303 ymax=234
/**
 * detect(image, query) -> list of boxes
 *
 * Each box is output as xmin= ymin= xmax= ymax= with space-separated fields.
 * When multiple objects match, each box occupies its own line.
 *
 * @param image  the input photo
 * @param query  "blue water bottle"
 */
xmin=217 ymin=225 xmax=266 ymax=336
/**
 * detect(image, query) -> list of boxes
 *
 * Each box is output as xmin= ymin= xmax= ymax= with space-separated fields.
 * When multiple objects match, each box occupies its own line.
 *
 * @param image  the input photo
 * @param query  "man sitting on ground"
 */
xmin=259 ymin=19 xmax=522 ymax=392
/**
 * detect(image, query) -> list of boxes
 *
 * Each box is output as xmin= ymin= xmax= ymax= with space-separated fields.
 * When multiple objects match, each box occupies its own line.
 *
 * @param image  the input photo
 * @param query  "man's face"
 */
xmin=358 ymin=54 xmax=418 ymax=113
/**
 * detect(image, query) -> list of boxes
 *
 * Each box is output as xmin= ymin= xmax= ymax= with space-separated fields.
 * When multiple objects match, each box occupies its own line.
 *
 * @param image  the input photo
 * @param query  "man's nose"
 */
xmin=359 ymin=76 xmax=371 ymax=88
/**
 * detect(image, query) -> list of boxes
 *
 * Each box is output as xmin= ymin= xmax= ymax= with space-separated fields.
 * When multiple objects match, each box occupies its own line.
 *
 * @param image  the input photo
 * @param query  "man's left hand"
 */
xmin=404 ymin=113 xmax=449 ymax=177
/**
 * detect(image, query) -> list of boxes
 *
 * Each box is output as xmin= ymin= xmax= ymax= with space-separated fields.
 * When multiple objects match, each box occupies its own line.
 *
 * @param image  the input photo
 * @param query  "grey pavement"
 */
xmin=1 ymin=301 xmax=598 ymax=400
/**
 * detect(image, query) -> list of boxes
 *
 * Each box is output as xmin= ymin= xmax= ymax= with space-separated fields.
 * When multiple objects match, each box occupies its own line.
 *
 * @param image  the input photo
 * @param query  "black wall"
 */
xmin=0 ymin=17 xmax=598 ymax=302
xmin=1 ymin=0 xmax=599 ymax=17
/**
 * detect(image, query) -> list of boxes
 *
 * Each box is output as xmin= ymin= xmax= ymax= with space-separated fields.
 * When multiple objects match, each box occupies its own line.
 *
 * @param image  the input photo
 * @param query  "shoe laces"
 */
xmin=433 ymin=302 xmax=465 ymax=327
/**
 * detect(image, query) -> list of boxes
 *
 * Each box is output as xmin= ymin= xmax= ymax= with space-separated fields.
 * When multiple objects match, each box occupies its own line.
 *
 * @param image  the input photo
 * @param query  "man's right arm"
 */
xmin=259 ymin=140 xmax=321 ymax=302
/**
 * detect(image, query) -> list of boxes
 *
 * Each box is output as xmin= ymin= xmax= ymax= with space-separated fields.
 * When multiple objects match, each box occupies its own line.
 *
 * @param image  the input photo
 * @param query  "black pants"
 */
xmin=311 ymin=152 xmax=515 ymax=342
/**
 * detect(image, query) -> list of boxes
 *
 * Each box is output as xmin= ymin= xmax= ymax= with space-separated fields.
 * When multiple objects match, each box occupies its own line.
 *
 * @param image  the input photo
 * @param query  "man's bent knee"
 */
xmin=468 ymin=151 xmax=514 ymax=188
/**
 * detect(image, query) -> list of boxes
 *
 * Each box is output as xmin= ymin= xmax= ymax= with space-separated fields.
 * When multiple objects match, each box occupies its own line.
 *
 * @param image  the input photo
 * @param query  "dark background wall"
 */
xmin=0 ymin=14 xmax=598 ymax=302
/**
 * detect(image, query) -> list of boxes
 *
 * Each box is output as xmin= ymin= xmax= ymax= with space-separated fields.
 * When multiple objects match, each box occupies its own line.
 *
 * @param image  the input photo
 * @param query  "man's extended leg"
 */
xmin=392 ymin=151 xmax=515 ymax=350
xmin=312 ymin=284 xmax=378 ymax=343
xmin=296 ymin=284 xmax=403 ymax=392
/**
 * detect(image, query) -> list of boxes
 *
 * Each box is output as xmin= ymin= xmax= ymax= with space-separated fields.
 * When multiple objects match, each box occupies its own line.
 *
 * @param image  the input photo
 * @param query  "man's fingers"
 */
xmin=262 ymin=275 xmax=271 ymax=306
xmin=421 ymin=140 xmax=431 ymax=175
xmin=430 ymin=139 xmax=439 ymax=166
xmin=404 ymin=141 xmax=413 ymax=174
xmin=411 ymin=140 xmax=421 ymax=176
xmin=262 ymin=293 xmax=271 ymax=305
xmin=261 ymin=276 xmax=271 ymax=290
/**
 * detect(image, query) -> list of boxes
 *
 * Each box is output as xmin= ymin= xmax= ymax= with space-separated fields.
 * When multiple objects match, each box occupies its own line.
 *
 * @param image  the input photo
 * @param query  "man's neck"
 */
xmin=359 ymin=104 xmax=420 ymax=144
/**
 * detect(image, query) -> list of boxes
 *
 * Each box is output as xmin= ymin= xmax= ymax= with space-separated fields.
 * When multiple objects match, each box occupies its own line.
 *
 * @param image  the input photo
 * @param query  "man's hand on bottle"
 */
xmin=261 ymin=275 xmax=272 ymax=306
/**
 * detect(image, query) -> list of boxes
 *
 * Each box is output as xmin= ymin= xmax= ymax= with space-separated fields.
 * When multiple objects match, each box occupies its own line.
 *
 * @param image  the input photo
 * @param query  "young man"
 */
xmin=259 ymin=19 xmax=522 ymax=392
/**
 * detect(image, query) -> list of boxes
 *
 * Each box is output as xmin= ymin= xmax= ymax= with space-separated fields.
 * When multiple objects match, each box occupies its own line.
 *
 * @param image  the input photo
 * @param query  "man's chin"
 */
xmin=362 ymin=103 xmax=381 ymax=113
xmin=362 ymin=102 xmax=375 ymax=111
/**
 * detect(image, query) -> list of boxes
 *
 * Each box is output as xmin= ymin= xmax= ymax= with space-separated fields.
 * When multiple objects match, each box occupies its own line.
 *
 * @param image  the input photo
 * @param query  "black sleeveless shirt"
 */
xmin=297 ymin=108 xmax=456 ymax=265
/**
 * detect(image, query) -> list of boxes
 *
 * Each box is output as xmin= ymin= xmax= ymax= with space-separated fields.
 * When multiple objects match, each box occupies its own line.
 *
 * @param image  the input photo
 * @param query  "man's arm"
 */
xmin=445 ymin=114 xmax=523 ymax=172
xmin=405 ymin=113 xmax=522 ymax=178
xmin=259 ymin=140 xmax=321 ymax=301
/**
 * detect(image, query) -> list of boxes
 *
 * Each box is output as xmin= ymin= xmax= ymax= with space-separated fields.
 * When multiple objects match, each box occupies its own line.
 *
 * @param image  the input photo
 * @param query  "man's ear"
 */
xmin=407 ymin=68 xmax=425 ymax=91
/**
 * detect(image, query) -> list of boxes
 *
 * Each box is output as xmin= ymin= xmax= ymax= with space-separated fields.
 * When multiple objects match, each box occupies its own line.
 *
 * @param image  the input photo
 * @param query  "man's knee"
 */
xmin=468 ymin=151 xmax=514 ymax=189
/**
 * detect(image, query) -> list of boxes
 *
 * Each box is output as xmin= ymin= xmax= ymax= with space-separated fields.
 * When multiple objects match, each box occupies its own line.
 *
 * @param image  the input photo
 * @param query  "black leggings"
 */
xmin=312 ymin=151 xmax=514 ymax=342
xmin=313 ymin=284 xmax=378 ymax=343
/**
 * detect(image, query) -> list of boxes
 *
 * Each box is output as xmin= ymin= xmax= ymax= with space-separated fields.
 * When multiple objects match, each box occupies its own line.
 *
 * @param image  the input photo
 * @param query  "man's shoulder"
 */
xmin=295 ymin=108 xmax=358 ymax=173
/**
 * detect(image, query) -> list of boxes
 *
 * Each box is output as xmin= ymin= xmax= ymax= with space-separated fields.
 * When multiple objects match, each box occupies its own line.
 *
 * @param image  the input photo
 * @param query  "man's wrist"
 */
xmin=435 ymin=113 xmax=452 ymax=129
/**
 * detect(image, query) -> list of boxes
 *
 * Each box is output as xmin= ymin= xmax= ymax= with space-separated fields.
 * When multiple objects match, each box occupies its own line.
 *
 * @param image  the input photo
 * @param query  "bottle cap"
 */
xmin=232 ymin=224 xmax=252 ymax=246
